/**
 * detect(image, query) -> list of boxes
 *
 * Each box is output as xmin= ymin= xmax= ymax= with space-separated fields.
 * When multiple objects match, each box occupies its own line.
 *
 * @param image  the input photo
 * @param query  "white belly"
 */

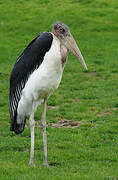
xmin=28 ymin=62 xmax=63 ymax=100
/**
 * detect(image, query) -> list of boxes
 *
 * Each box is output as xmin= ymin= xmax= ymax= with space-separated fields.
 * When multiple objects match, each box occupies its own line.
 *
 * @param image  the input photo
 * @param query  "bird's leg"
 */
xmin=41 ymin=97 xmax=49 ymax=167
xmin=29 ymin=112 xmax=35 ymax=166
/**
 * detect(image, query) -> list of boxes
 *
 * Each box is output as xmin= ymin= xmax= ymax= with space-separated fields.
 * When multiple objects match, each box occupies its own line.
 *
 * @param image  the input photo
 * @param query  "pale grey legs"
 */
xmin=29 ymin=98 xmax=48 ymax=166
xmin=41 ymin=97 xmax=49 ymax=166
xmin=29 ymin=112 xmax=35 ymax=166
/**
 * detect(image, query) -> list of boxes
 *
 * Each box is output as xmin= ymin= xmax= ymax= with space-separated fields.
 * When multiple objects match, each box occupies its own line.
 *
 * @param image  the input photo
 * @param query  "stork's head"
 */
xmin=52 ymin=22 xmax=88 ymax=71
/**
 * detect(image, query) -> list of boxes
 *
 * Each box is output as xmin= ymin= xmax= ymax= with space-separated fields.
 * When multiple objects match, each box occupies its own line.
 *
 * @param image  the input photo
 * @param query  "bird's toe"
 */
xmin=43 ymin=162 xmax=49 ymax=167
xmin=29 ymin=161 xmax=35 ymax=167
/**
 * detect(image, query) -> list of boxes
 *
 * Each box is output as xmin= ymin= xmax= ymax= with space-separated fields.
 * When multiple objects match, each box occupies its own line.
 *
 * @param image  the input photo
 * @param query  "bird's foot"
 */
xmin=29 ymin=160 xmax=35 ymax=167
xmin=43 ymin=161 xmax=49 ymax=167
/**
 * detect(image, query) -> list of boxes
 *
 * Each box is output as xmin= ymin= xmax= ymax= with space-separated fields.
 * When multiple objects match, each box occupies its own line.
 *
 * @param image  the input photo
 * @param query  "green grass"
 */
xmin=0 ymin=0 xmax=118 ymax=179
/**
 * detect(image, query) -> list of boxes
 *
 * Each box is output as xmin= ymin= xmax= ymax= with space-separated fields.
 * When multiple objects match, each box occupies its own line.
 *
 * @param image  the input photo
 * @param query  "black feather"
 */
xmin=9 ymin=32 xmax=53 ymax=134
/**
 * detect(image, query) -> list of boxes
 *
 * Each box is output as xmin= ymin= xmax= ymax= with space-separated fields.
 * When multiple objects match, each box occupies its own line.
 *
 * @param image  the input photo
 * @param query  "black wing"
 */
xmin=9 ymin=32 xmax=53 ymax=134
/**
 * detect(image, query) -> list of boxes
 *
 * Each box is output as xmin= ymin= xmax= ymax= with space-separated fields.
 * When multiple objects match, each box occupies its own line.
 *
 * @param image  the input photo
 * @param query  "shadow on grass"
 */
xmin=49 ymin=162 xmax=61 ymax=167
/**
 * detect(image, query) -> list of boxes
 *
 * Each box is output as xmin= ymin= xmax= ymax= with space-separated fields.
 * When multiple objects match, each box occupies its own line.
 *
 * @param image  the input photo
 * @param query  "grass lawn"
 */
xmin=0 ymin=0 xmax=118 ymax=179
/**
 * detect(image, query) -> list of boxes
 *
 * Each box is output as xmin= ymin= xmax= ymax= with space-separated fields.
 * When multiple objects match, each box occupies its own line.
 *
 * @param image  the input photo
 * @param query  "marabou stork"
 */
xmin=9 ymin=22 xmax=88 ymax=166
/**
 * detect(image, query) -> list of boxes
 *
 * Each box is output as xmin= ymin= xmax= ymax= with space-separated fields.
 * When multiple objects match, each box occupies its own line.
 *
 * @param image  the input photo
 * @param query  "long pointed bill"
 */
xmin=63 ymin=32 xmax=88 ymax=71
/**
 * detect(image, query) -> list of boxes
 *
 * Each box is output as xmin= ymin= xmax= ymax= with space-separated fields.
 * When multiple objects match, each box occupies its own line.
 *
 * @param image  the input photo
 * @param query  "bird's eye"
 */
xmin=60 ymin=28 xmax=65 ymax=33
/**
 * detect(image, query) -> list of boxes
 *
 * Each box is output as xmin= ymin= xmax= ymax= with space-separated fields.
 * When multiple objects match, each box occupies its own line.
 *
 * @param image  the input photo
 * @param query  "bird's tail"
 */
xmin=10 ymin=109 xmax=26 ymax=134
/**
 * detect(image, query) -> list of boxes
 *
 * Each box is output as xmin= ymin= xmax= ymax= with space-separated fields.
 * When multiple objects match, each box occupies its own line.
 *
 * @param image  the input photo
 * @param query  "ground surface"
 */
xmin=0 ymin=0 xmax=118 ymax=179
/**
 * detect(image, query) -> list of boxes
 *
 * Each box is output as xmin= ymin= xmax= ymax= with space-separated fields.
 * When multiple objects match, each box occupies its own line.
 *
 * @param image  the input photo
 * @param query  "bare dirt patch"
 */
xmin=96 ymin=107 xmax=118 ymax=117
xmin=97 ymin=110 xmax=112 ymax=117
xmin=50 ymin=119 xmax=82 ymax=128
xmin=80 ymin=71 xmax=99 ymax=76
xmin=69 ymin=98 xmax=80 ymax=103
